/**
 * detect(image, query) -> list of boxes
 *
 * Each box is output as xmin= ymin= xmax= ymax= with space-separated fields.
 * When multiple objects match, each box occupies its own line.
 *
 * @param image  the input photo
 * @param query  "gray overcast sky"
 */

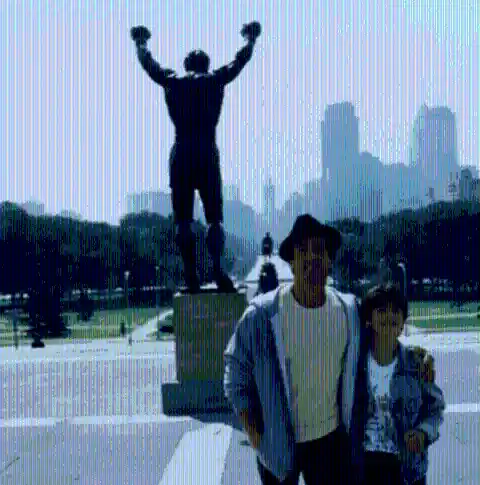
xmin=0 ymin=0 xmax=478 ymax=224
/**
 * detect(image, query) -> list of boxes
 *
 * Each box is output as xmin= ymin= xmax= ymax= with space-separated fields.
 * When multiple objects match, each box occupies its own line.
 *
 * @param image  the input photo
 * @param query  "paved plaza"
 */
xmin=1 ymin=330 xmax=479 ymax=485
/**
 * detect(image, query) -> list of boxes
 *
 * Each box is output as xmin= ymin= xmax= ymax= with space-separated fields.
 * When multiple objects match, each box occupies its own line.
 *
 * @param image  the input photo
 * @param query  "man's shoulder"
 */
xmin=328 ymin=287 xmax=358 ymax=308
xmin=247 ymin=284 xmax=288 ymax=317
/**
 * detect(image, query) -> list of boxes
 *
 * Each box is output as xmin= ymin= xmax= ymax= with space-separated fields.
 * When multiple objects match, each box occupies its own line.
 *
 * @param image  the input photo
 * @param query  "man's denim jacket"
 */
xmin=223 ymin=284 xmax=361 ymax=481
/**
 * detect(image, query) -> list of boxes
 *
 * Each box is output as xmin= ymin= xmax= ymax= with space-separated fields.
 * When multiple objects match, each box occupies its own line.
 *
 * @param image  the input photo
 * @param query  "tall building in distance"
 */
xmin=126 ymin=191 xmax=202 ymax=219
xmin=304 ymin=178 xmax=324 ymax=220
xmin=359 ymin=188 xmax=383 ymax=222
xmin=321 ymin=102 xmax=359 ymax=177
xmin=223 ymin=184 xmax=240 ymax=202
xmin=473 ymin=178 xmax=480 ymax=201
xmin=263 ymin=177 xmax=276 ymax=232
xmin=58 ymin=210 xmax=82 ymax=220
xmin=126 ymin=191 xmax=172 ymax=217
xmin=276 ymin=191 xmax=306 ymax=242
xmin=410 ymin=105 xmax=458 ymax=200
xmin=459 ymin=167 xmax=474 ymax=201
xmin=21 ymin=200 xmax=45 ymax=217
xmin=321 ymin=102 xmax=360 ymax=218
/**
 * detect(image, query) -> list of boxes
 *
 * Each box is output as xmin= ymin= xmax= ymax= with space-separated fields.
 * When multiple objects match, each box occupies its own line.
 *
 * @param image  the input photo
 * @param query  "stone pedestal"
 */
xmin=161 ymin=289 xmax=247 ymax=415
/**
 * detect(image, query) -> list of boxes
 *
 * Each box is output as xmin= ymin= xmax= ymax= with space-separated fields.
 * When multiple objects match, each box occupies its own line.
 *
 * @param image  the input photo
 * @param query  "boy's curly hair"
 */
xmin=359 ymin=282 xmax=408 ymax=326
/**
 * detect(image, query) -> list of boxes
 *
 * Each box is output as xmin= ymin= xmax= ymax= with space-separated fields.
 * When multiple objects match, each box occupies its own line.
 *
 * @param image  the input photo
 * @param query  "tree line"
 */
xmin=332 ymin=200 xmax=479 ymax=299
xmin=0 ymin=199 xmax=478 ymax=338
xmin=0 ymin=202 xmax=257 ymax=296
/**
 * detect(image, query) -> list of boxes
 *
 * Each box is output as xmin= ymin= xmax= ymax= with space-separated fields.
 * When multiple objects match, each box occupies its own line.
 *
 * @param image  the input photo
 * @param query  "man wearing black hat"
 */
xmin=224 ymin=214 xmax=434 ymax=484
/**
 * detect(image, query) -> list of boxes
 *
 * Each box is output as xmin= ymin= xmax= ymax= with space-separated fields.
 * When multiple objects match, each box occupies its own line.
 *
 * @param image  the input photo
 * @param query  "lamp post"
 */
xmin=155 ymin=265 xmax=160 ymax=310
xmin=11 ymin=309 xmax=19 ymax=349
xmin=378 ymin=258 xmax=387 ymax=285
xmin=124 ymin=270 xmax=131 ymax=345
xmin=397 ymin=261 xmax=408 ymax=335
xmin=397 ymin=262 xmax=407 ymax=299
xmin=448 ymin=172 xmax=458 ymax=203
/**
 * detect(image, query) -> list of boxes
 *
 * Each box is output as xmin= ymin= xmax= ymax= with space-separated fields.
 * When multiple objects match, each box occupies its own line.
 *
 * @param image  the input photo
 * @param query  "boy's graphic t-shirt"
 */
xmin=364 ymin=351 xmax=399 ymax=455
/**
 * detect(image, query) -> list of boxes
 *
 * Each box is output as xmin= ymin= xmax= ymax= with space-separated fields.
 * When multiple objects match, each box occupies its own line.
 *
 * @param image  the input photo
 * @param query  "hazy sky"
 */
xmin=1 ymin=0 xmax=478 ymax=224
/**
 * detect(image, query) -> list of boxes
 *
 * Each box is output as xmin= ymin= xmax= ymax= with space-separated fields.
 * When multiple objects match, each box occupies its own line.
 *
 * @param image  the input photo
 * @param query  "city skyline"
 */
xmin=13 ymin=103 xmax=480 ymax=230
xmin=1 ymin=1 xmax=478 ymax=224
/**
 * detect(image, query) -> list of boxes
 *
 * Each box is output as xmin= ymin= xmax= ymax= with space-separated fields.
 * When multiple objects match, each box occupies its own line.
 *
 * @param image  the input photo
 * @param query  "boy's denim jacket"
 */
xmin=351 ymin=328 xmax=446 ymax=484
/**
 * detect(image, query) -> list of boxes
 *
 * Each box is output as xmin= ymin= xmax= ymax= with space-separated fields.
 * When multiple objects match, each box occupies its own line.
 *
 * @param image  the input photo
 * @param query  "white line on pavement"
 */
xmin=1 ymin=403 xmax=478 ymax=430
xmin=3 ymin=340 xmax=476 ymax=366
xmin=158 ymin=423 xmax=233 ymax=485
xmin=68 ymin=414 xmax=192 ymax=426
xmin=0 ymin=417 xmax=63 ymax=428
xmin=445 ymin=403 xmax=480 ymax=414
xmin=400 ymin=341 xmax=480 ymax=353
xmin=0 ymin=352 xmax=176 ymax=365
xmin=0 ymin=414 xmax=192 ymax=429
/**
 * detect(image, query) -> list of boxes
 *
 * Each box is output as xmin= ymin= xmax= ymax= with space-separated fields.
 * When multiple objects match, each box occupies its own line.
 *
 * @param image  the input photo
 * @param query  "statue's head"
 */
xmin=184 ymin=50 xmax=210 ymax=74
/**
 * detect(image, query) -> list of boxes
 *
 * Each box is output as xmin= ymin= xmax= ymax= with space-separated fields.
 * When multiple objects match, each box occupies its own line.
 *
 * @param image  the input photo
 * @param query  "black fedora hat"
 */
xmin=279 ymin=214 xmax=342 ymax=262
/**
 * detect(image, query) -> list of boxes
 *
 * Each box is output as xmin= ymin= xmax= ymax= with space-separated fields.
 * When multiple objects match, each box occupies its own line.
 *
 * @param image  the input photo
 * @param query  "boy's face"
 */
xmin=369 ymin=303 xmax=405 ymax=346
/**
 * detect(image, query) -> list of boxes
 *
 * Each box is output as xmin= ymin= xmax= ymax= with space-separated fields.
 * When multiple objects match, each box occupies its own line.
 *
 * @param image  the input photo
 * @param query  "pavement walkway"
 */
xmin=1 ymin=334 xmax=479 ymax=485
xmin=130 ymin=308 xmax=173 ymax=341
xmin=2 ymin=306 xmax=478 ymax=363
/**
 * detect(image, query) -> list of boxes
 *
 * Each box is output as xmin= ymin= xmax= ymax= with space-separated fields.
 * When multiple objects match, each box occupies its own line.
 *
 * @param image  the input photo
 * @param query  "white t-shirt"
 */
xmin=363 ymin=351 xmax=399 ymax=454
xmin=279 ymin=285 xmax=348 ymax=443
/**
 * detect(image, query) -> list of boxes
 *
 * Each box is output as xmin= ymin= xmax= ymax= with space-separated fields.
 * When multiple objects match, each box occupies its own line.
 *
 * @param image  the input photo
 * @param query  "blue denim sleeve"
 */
xmin=223 ymin=305 xmax=258 ymax=413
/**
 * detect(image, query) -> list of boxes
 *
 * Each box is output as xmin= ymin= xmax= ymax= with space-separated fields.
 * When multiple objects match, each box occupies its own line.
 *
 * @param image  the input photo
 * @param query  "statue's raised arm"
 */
xmin=213 ymin=21 xmax=261 ymax=85
xmin=131 ymin=26 xmax=176 ymax=87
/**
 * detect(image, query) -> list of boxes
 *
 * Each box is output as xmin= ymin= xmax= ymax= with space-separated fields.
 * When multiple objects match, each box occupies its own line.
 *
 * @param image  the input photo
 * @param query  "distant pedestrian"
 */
xmin=354 ymin=284 xmax=445 ymax=485
xmin=224 ymin=214 xmax=437 ymax=485
xmin=256 ymin=261 xmax=279 ymax=295
xmin=262 ymin=232 xmax=274 ymax=257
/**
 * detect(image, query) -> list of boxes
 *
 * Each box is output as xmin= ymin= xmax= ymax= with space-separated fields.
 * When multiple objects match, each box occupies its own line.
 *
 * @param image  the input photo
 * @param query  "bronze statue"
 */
xmin=131 ymin=22 xmax=261 ymax=293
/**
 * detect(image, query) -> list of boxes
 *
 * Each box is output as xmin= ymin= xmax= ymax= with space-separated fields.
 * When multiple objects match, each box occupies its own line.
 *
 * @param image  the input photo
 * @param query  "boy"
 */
xmin=353 ymin=284 xmax=445 ymax=485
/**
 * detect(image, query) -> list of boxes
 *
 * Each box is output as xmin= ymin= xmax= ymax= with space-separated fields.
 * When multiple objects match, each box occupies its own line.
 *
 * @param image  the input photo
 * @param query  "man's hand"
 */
xmin=238 ymin=409 xmax=262 ymax=449
xmin=411 ymin=346 xmax=435 ymax=382
xmin=404 ymin=430 xmax=426 ymax=454
xmin=241 ymin=21 xmax=262 ymax=43
xmin=245 ymin=424 xmax=262 ymax=449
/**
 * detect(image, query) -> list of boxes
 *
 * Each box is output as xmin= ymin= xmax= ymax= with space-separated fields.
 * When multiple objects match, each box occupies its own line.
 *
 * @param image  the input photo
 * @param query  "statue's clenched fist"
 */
xmin=130 ymin=26 xmax=151 ymax=45
xmin=241 ymin=22 xmax=262 ymax=42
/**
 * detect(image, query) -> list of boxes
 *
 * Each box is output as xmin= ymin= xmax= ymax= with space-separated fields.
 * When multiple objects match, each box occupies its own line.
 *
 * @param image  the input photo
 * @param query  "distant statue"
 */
xmin=131 ymin=22 xmax=262 ymax=293
xmin=261 ymin=232 xmax=274 ymax=258
xmin=256 ymin=261 xmax=279 ymax=296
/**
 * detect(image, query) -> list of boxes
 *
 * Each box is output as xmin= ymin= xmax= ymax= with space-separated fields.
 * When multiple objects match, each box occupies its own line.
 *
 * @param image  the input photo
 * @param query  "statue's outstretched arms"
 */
xmin=135 ymin=44 xmax=177 ymax=87
xmin=213 ymin=22 xmax=261 ymax=85
xmin=213 ymin=40 xmax=256 ymax=85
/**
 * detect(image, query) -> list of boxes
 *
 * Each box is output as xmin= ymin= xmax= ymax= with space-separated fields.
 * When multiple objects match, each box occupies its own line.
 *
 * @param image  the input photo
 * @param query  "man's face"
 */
xmin=369 ymin=304 xmax=405 ymax=346
xmin=291 ymin=237 xmax=331 ymax=289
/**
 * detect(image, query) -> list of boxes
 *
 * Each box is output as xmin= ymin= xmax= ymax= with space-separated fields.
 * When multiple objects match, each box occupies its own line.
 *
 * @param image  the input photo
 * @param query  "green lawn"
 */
xmin=407 ymin=301 xmax=480 ymax=330
xmin=409 ymin=315 xmax=480 ymax=331
xmin=0 ymin=307 xmax=162 ymax=345
xmin=1 ymin=301 xmax=479 ymax=345
xmin=409 ymin=301 xmax=479 ymax=318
